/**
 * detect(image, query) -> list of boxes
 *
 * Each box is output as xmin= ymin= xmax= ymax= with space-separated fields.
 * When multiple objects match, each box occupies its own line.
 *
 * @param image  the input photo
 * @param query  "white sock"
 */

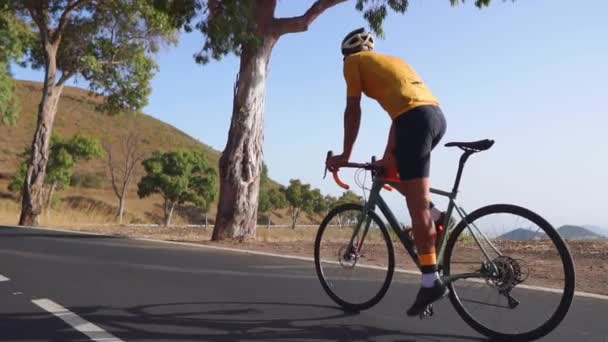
xmin=421 ymin=272 xmax=440 ymax=288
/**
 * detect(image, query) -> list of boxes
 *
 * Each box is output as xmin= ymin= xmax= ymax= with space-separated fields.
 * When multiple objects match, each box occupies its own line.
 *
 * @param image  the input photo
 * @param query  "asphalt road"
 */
xmin=0 ymin=226 xmax=606 ymax=342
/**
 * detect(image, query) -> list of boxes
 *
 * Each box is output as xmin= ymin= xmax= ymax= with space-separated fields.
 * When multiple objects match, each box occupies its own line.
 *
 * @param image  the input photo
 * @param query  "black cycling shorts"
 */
xmin=394 ymin=105 xmax=447 ymax=180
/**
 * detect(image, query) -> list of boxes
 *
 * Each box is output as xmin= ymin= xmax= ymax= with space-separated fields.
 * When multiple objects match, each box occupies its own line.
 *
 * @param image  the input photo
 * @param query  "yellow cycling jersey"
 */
xmin=343 ymin=51 xmax=439 ymax=119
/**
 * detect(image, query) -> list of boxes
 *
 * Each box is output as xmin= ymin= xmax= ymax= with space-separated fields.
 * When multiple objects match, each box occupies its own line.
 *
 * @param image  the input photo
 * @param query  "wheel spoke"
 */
xmin=314 ymin=204 xmax=394 ymax=311
xmin=444 ymin=204 xmax=575 ymax=340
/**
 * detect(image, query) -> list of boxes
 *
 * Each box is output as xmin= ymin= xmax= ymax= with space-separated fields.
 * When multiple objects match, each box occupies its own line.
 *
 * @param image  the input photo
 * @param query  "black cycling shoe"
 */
xmin=406 ymin=280 xmax=449 ymax=317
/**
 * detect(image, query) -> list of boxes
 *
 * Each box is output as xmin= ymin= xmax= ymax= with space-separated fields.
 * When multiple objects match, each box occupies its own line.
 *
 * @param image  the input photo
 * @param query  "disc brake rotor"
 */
xmin=338 ymin=244 xmax=360 ymax=268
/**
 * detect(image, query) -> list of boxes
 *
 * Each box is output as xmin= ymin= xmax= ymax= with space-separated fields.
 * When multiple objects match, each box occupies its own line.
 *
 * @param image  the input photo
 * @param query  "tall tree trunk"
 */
xmin=19 ymin=43 xmax=63 ymax=226
xmin=212 ymin=37 xmax=277 ymax=241
xmin=117 ymin=193 xmax=126 ymax=225
xmin=164 ymin=199 xmax=175 ymax=227
xmin=291 ymin=207 xmax=300 ymax=229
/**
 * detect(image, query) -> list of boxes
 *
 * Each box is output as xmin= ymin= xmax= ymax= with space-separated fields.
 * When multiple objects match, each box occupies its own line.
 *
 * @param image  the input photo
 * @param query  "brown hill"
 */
xmin=0 ymin=80 xmax=303 ymax=227
xmin=0 ymin=80 xmax=218 ymax=178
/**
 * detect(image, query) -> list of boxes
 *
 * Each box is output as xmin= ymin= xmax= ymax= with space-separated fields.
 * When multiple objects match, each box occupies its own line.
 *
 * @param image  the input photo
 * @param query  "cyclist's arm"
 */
xmin=342 ymin=57 xmax=362 ymax=159
xmin=343 ymin=96 xmax=361 ymax=159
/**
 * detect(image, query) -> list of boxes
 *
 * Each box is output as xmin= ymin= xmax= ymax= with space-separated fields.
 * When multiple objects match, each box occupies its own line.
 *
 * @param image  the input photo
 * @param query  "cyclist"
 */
xmin=326 ymin=28 xmax=448 ymax=316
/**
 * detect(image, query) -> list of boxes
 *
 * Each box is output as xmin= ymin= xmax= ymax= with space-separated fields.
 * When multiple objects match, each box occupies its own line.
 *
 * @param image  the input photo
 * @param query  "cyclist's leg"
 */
xmin=400 ymin=178 xmax=434 ymax=256
xmin=393 ymin=105 xmax=447 ymax=315
xmin=394 ymin=105 xmax=445 ymax=255
xmin=394 ymin=143 xmax=438 ymax=276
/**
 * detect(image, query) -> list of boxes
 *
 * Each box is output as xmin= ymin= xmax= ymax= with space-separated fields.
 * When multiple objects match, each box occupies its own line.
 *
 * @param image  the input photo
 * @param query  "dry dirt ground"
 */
xmin=11 ymin=224 xmax=606 ymax=296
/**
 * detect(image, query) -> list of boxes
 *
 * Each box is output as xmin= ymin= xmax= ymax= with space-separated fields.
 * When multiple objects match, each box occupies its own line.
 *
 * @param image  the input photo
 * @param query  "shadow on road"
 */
xmin=0 ymin=300 xmax=489 ymax=341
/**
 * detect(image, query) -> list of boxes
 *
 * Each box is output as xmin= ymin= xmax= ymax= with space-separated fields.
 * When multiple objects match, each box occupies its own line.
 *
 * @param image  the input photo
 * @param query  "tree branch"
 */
xmin=24 ymin=2 xmax=49 ymax=44
xmin=105 ymin=143 xmax=122 ymax=198
xmin=57 ymin=71 xmax=75 ymax=87
xmin=53 ymin=0 xmax=89 ymax=43
xmin=272 ymin=0 xmax=349 ymax=36
xmin=122 ymin=132 xmax=143 ymax=195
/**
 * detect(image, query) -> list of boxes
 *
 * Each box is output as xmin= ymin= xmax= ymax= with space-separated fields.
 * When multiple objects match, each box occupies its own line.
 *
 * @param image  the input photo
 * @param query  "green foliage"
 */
xmin=259 ymin=187 xmax=287 ymax=214
xmin=290 ymin=181 xmax=327 ymax=215
xmin=0 ymin=5 xmax=31 ymax=66
xmin=273 ymin=188 xmax=288 ymax=210
xmin=8 ymin=133 xmax=103 ymax=192
xmin=260 ymin=162 xmax=270 ymax=188
xmin=7 ymin=161 xmax=26 ymax=194
xmin=153 ymin=0 xmax=258 ymax=64
xmin=306 ymin=188 xmax=326 ymax=215
xmin=49 ymin=192 xmax=62 ymax=210
xmin=355 ymin=0 xmax=497 ymax=37
xmin=258 ymin=163 xmax=286 ymax=212
xmin=3 ymin=0 xmax=178 ymax=113
xmin=283 ymin=179 xmax=329 ymax=227
xmin=46 ymin=134 xmax=104 ymax=189
xmin=336 ymin=190 xmax=364 ymax=206
xmin=355 ymin=0 xmax=408 ymax=38
xmin=0 ymin=62 xmax=17 ymax=125
xmin=0 ymin=6 xmax=32 ymax=124
xmin=137 ymin=150 xmax=217 ymax=209
xmin=334 ymin=191 xmax=365 ymax=228
xmin=155 ymin=0 xmax=503 ymax=64
xmin=324 ymin=195 xmax=338 ymax=211
xmin=284 ymin=179 xmax=308 ymax=212
xmin=195 ymin=0 xmax=258 ymax=64
xmin=258 ymin=189 xmax=271 ymax=220
xmin=450 ymin=0 xmax=495 ymax=8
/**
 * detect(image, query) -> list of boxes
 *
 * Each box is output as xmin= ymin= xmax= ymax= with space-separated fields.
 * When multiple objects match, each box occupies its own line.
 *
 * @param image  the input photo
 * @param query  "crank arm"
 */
xmin=419 ymin=304 xmax=434 ymax=320
xmin=501 ymin=290 xmax=520 ymax=309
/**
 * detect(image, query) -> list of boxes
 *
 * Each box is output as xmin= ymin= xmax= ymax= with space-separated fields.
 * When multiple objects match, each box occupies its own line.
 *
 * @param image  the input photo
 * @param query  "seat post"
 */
xmin=451 ymin=151 xmax=473 ymax=196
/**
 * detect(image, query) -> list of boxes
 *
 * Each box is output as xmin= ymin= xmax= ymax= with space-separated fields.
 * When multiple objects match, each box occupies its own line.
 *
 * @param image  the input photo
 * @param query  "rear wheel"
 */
xmin=444 ymin=204 xmax=575 ymax=341
xmin=314 ymin=203 xmax=395 ymax=311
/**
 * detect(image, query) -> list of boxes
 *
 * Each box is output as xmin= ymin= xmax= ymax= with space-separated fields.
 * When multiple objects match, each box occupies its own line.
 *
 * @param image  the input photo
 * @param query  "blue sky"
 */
xmin=13 ymin=0 xmax=608 ymax=228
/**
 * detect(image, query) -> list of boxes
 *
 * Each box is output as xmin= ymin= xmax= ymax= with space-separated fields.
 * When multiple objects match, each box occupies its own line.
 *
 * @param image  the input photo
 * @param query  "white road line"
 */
xmin=32 ymin=299 xmax=124 ymax=342
xmin=11 ymin=225 xmax=608 ymax=301
xmin=0 ymin=274 xmax=9 ymax=282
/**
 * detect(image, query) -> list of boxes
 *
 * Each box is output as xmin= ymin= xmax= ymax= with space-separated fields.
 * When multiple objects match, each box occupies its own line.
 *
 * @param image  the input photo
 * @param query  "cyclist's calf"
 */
xmin=398 ymin=178 xmax=437 ymax=255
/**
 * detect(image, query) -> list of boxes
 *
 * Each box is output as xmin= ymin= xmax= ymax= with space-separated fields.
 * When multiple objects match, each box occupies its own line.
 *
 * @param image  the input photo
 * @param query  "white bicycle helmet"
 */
xmin=341 ymin=28 xmax=374 ymax=56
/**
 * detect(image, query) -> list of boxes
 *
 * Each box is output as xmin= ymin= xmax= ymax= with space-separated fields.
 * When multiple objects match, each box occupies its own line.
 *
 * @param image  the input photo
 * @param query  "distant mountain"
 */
xmin=582 ymin=225 xmax=608 ymax=238
xmin=558 ymin=225 xmax=606 ymax=240
xmin=497 ymin=228 xmax=547 ymax=241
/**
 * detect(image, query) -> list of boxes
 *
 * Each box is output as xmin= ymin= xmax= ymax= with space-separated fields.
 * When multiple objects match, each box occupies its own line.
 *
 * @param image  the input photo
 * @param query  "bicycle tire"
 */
xmin=443 ymin=204 xmax=575 ymax=341
xmin=314 ymin=203 xmax=395 ymax=312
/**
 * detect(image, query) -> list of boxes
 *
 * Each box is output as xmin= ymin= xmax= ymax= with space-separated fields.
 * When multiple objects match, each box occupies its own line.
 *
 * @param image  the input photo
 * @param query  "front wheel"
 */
xmin=314 ymin=203 xmax=395 ymax=312
xmin=443 ymin=204 xmax=575 ymax=341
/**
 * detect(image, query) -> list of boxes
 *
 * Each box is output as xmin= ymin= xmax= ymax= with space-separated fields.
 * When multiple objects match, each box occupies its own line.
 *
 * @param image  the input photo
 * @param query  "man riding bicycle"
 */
xmin=326 ymin=28 xmax=448 ymax=316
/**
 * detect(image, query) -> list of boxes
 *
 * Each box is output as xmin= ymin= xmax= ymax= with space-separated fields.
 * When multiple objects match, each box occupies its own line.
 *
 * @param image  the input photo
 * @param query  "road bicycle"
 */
xmin=314 ymin=139 xmax=575 ymax=341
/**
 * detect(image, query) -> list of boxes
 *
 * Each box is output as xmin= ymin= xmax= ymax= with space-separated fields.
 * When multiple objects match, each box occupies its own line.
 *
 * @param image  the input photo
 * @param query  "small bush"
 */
xmin=50 ymin=193 xmax=62 ymax=210
xmin=70 ymin=173 xmax=104 ymax=189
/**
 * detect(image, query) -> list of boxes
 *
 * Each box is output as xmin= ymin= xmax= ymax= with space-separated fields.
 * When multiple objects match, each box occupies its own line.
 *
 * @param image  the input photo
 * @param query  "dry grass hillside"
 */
xmin=0 ymin=80 xmax=317 ymax=227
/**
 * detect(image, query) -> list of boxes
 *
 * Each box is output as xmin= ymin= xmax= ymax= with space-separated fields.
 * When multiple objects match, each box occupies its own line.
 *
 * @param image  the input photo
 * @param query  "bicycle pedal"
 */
xmin=419 ymin=305 xmax=434 ymax=320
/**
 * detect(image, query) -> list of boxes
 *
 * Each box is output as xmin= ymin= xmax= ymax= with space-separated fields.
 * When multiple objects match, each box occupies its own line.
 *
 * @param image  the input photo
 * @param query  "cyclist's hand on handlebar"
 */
xmin=326 ymin=153 xmax=349 ymax=172
xmin=372 ymin=153 xmax=395 ymax=172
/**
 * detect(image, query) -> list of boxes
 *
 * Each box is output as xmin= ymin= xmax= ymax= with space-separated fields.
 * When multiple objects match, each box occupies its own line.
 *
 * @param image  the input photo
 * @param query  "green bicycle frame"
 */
xmin=347 ymin=150 xmax=502 ymax=283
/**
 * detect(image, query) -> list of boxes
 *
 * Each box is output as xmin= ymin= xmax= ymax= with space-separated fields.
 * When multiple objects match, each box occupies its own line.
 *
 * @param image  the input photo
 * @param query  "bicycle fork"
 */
xmin=344 ymin=213 xmax=373 ymax=262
